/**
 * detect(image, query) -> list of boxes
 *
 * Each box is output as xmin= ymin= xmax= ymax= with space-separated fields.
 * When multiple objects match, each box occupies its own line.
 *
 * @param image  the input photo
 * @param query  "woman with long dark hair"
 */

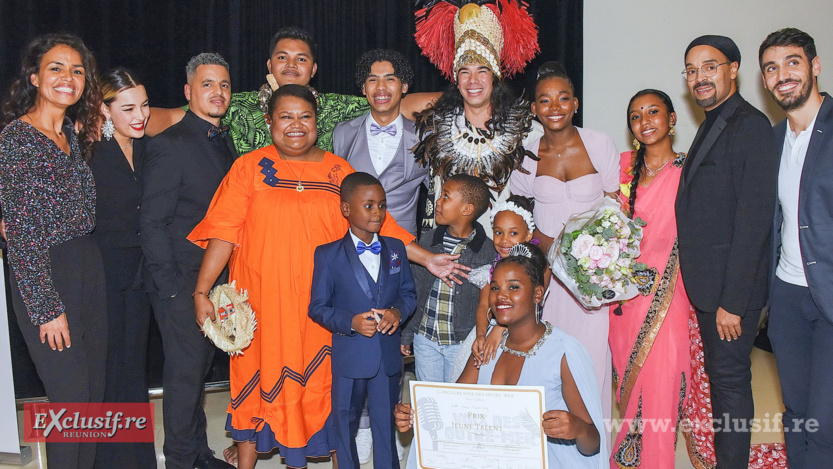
xmin=88 ymin=68 xmax=156 ymax=469
xmin=608 ymin=89 xmax=701 ymax=468
xmin=0 ymin=33 xmax=106 ymax=469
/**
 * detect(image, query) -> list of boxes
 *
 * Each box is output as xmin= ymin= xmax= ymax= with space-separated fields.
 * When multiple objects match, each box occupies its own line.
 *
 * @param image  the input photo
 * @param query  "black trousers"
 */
xmin=696 ymin=306 xmax=762 ymax=469
xmin=93 ymin=245 xmax=156 ymax=469
xmin=768 ymin=278 xmax=833 ymax=469
xmin=10 ymin=235 xmax=107 ymax=469
xmin=149 ymin=277 xmax=215 ymax=469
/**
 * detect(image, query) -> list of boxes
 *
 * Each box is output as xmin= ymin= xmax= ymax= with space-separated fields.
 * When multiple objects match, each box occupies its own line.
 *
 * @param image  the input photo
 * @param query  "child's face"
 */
xmin=489 ymin=262 xmax=543 ymax=327
xmin=435 ymin=180 xmax=471 ymax=226
xmin=493 ymin=211 xmax=533 ymax=258
xmin=341 ymin=184 xmax=387 ymax=241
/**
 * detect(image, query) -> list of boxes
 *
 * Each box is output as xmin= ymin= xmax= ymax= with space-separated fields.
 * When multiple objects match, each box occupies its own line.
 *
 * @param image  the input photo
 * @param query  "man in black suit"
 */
xmin=141 ymin=53 xmax=236 ymax=469
xmin=760 ymin=28 xmax=833 ymax=469
xmin=675 ymin=35 xmax=778 ymax=468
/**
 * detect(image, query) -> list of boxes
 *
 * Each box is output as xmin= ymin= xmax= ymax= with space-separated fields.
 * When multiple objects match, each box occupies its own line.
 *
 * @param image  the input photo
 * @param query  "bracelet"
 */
xmin=192 ymin=291 xmax=208 ymax=298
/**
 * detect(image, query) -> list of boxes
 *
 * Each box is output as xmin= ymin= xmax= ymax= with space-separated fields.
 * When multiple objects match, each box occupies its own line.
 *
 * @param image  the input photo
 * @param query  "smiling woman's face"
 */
xmin=489 ymin=262 xmax=542 ymax=327
xmin=268 ymin=95 xmax=317 ymax=157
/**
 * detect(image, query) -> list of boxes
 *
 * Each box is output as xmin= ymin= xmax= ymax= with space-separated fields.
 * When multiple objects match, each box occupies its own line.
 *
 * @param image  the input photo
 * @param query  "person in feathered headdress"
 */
xmin=412 ymin=0 xmax=541 ymax=234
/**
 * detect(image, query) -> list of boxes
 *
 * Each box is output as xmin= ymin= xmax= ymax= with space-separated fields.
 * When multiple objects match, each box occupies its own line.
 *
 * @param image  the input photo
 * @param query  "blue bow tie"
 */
xmin=357 ymin=240 xmax=381 ymax=255
xmin=370 ymin=123 xmax=397 ymax=137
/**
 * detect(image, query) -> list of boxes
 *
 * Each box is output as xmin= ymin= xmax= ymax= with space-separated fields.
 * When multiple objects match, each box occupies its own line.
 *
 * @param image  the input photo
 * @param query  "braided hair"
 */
xmin=625 ymin=89 xmax=675 ymax=217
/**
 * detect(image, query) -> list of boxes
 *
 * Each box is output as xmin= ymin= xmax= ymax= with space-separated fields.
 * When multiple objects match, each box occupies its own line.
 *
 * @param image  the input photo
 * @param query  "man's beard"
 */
xmin=693 ymin=79 xmax=718 ymax=109
xmin=773 ymin=78 xmax=813 ymax=112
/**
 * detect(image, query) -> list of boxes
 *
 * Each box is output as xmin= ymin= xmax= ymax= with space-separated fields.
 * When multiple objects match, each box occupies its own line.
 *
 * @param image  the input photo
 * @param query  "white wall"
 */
xmin=583 ymin=0 xmax=832 ymax=153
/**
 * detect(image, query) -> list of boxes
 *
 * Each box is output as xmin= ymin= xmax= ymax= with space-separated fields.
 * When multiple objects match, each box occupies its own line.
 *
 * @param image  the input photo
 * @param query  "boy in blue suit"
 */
xmin=309 ymin=172 xmax=417 ymax=469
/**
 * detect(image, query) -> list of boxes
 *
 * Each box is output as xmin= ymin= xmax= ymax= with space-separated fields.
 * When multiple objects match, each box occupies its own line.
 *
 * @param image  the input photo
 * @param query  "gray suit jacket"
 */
xmin=771 ymin=93 xmax=833 ymax=324
xmin=333 ymin=113 xmax=428 ymax=236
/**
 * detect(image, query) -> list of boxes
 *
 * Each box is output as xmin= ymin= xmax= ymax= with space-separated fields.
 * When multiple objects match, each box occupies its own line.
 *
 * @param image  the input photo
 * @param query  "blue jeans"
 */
xmin=412 ymin=333 xmax=463 ymax=382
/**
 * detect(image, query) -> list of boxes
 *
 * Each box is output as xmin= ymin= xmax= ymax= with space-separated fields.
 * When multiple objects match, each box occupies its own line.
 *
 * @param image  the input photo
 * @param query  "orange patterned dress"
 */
xmin=188 ymin=147 xmax=412 ymax=466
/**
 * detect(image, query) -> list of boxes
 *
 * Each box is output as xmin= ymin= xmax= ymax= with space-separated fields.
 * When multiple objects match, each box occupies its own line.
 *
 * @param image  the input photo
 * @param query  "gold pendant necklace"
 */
xmin=281 ymin=156 xmax=308 ymax=192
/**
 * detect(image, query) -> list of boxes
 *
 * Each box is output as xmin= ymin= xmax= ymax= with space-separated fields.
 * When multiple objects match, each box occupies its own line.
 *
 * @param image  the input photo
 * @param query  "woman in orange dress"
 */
xmin=189 ymin=84 xmax=456 ymax=469
xmin=188 ymin=84 xmax=412 ymax=468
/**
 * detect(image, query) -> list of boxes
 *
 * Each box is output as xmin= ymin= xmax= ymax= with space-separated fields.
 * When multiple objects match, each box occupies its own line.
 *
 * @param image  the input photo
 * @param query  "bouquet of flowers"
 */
xmin=547 ymin=197 xmax=647 ymax=309
xmin=200 ymin=281 xmax=257 ymax=355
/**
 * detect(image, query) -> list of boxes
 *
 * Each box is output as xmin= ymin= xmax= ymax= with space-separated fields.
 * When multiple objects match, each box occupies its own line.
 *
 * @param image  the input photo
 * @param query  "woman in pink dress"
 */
xmin=510 ymin=61 xmax=619 ymax=429
xmin=608 ymin=89 xmax=697 ymax=468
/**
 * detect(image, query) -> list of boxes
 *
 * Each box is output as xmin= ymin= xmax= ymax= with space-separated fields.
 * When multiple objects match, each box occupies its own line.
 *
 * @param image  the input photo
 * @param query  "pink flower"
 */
xmin=571 ymin=233 xmax=595 ymax=259
xmin=597 ymin=255 xmax=613 ymax=269
xmin=603 ymin=242 xmax=620 ymax=263
xmin=589 ymin=245 xmax=604 ymax=261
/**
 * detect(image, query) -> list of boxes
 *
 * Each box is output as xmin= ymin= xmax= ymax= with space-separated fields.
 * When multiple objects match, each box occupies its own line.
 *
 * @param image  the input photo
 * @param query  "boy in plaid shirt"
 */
xmin=401 ymin=174 xmax=496 ymax=382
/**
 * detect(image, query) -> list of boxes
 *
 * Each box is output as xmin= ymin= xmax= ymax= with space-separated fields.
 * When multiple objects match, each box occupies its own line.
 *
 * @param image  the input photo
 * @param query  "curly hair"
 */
xmin=354 ymin=49 xmax=414 ymax=90
xmin=626 ymin=89 xmax=675 ymax=217
xmin=269 ymin=26 xmax=318 ymax=63
xmin=0 ymin=33 xmax=102 ymax=159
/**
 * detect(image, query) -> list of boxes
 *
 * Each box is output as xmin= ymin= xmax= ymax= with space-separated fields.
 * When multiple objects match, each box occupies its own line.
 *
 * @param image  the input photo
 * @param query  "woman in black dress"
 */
xmin=88 ymin=68 xmax=156 ymax=469
xmin=0 ymin=33 xmax=105 ymax=469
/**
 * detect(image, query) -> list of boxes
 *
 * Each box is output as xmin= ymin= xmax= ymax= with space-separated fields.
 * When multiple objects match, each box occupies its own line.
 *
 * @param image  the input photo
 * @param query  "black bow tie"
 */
xmin=207 ymin=125 xmax=230 ymax=140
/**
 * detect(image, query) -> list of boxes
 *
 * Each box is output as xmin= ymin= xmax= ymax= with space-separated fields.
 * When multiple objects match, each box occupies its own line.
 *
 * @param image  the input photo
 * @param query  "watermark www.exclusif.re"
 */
xmin=24 ymin=403 xmax=155 ymax=443
xmin=604 ymin=413 xmax=819 ymax=434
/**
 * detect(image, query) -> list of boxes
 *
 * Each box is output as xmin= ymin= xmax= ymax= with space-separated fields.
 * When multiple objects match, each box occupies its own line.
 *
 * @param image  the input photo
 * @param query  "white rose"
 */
xmin=589 ymin=245 xmax=604 ymax=261
xmin=620 ymin=223 xmax=631 ymax=238
xmin=571 ymin=234 xmax=595 ymax=259
xmin=597 ymin=254 xmax=613 ymax=269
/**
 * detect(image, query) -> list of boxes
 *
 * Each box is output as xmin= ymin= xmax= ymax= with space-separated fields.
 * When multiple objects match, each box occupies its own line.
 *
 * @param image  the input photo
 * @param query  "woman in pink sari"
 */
xmin=609 ymin=89 xmax=698 ymax=468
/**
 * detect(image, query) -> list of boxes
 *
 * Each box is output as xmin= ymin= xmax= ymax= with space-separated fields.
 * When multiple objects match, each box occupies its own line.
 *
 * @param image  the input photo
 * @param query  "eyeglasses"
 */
xmin=681 ymin=62 xmax=730 ymax=82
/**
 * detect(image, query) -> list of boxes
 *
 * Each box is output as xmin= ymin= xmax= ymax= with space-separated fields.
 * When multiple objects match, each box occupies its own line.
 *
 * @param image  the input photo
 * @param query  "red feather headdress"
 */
xmin=415 ymin=0 xmax=539 ymax=81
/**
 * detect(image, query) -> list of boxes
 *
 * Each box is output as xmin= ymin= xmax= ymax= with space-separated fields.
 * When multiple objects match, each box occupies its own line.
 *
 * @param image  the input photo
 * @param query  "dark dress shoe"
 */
xmin=194 ymin=454 xmax=235 ymax=469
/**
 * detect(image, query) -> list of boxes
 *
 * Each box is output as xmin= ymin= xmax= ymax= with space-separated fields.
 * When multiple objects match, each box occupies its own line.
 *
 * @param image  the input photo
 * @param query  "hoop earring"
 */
xmin=102 ymin=117 xmax=115 ymax=141
xmin=668 ymin=126 xmax=676 ymax=136
xmin=632 ymin=138 xmax=641 ymax=151
xmin=535 ymin=302 xmax=542 ymax=324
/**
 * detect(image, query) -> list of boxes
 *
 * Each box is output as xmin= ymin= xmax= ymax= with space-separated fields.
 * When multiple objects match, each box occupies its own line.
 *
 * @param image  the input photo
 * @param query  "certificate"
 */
xmin=409 ymin=381 xmax=548 ymax=469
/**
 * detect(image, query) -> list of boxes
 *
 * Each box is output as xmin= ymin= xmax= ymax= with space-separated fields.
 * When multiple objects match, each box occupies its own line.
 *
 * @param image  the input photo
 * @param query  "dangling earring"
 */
xmin=102 ymin=117 xmax=115 ymax=141
xmin=632 ymin=138 xmax=641 ymax=151
xmin=535 ymin=302 xmax=542 ymax=324
xmin=668 ymin=126 xmax=676 ymax=136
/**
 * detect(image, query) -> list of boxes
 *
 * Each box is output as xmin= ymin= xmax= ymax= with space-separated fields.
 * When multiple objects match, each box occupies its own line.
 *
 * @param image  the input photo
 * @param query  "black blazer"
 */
xmin=675 ymin=93 xmax=778 ymax=316
xmin=140 ymin=111 xmax=237 ymax=297
xmin=89 ymin=137 xmax=145 ymax=248
xmin=771 ymin=93 xmax=833 ymax=323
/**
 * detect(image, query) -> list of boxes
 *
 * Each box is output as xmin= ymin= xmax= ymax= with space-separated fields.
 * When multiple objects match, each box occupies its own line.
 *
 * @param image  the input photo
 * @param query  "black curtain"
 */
xmin=1 ymin=0 xmax=582 ymax=399
xmin=1 ymin=0 xmax=582 ymax=114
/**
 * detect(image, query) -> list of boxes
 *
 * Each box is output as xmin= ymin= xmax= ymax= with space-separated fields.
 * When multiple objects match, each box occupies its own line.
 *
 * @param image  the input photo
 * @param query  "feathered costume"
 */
xmin=413 ymin=0 xmax=539 ymax=230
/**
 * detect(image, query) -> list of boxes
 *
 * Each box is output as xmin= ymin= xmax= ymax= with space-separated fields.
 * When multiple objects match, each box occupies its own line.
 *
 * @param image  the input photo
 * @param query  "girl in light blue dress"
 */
xmin=396 ymin=245 xmax=607 ymax=468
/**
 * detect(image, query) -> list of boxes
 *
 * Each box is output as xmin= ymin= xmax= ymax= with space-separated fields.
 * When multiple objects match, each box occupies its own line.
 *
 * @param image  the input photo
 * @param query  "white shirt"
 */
xmin=349 ymin=231 xmax=380 ymax=282
xmin=365 ymin=114 xmax=404 ymax=175
xmin=776 ymin=107 xmax=821 ymax=287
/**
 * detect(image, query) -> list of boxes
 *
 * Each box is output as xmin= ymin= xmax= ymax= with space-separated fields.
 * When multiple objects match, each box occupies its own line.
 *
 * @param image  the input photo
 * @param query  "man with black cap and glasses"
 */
xmin=675 ymin=35 xmax=779 ymax=468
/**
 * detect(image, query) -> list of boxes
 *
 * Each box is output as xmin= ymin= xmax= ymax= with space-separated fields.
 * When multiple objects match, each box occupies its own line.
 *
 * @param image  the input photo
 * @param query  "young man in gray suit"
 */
xmin=333 ymin=49 xmax=428 ymax=463
xmin=334 ymin=49 xmax=429 ymax=237
xmin=760 ymin=28 xmax=833 ymax=469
